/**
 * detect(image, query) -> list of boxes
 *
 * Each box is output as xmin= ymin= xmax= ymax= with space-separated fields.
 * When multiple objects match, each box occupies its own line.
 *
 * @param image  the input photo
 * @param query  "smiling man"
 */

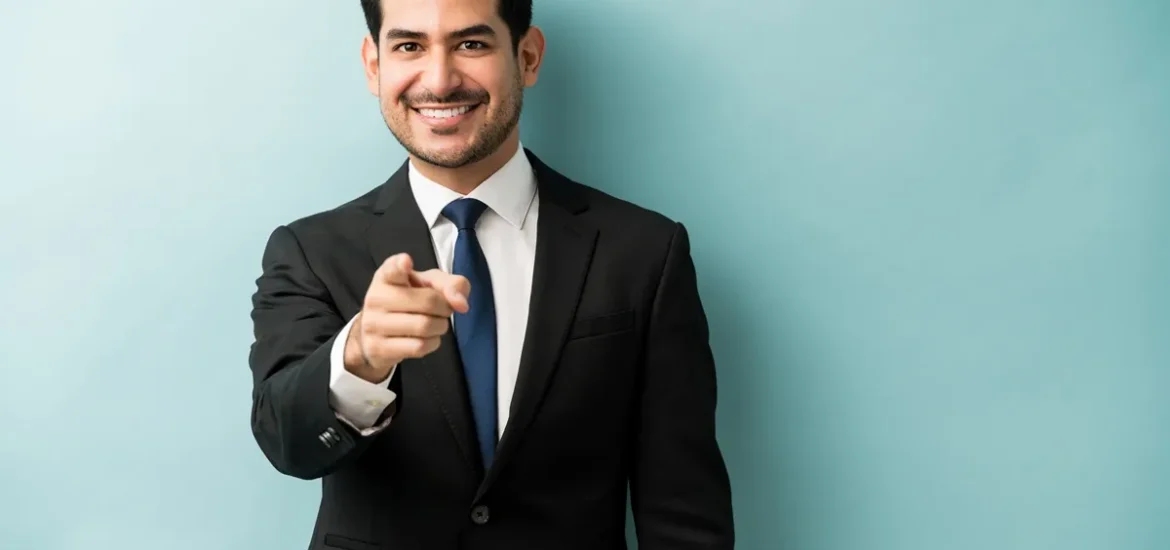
xmin=246 ymin=0 xmax=735 ymax=549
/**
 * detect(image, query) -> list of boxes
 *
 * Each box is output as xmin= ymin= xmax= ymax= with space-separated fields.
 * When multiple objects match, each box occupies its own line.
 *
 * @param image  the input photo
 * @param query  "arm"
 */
xmin=630 ymin=222 xmax=735 ymax=549
xmin=248 ymin=225 xmax=395 ymax=480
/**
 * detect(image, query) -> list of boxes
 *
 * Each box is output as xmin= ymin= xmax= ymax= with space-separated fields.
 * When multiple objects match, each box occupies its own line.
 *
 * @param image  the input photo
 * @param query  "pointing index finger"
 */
xmin=379 ymin=253 xmax=415 ymax=287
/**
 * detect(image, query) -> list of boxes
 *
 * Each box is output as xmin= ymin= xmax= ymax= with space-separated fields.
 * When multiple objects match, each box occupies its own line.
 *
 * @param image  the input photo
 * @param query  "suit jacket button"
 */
xmin=470 ymin=505 xmax=490 ymax=525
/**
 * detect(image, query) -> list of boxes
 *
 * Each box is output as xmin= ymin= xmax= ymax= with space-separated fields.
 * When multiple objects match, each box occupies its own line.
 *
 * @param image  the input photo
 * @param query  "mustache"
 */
xmin=402 ymin=89 xmax=489 ymax=106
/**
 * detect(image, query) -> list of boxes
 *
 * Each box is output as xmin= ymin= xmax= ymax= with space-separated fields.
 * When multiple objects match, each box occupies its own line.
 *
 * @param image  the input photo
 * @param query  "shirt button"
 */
xmin=470 ymin=505 xmax=490 ymax=525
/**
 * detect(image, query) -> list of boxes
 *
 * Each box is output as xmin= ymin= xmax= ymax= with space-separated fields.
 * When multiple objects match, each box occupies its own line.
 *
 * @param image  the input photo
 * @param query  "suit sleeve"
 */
xmin=630 ymin=222 xmax=736 ymax=549
xmin=248 ymin=224 xmax=394 ymax=480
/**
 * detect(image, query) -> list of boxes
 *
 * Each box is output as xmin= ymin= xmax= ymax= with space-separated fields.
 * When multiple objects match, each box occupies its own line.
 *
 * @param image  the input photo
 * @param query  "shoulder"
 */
xmin=560 ymin=178 xmax=682 ymax=239
xmin=259 ymin=181 xmax=385 ymax=262
xmin=286 ymin=184 xmax=382 ymax=235
xmin=556 ymin=177 xmax=689 ymax=262
xmin=552 ymin=177 xmax=694 ymax=280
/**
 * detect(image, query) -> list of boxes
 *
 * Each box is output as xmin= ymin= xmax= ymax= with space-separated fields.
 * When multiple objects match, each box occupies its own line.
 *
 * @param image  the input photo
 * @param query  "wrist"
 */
xmin=343 ymin=315 xmax=383 ymax=383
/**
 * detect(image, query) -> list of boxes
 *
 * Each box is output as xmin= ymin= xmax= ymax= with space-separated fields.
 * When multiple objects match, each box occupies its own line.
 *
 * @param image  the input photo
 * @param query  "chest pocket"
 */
xmin=567 ymin=309 xmax=635 ymax=341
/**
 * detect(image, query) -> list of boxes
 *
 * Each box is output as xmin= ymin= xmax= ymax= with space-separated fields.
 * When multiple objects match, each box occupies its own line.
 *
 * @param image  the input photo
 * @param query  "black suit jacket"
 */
xmin=248 ymin=149 xmax=734 ymax=550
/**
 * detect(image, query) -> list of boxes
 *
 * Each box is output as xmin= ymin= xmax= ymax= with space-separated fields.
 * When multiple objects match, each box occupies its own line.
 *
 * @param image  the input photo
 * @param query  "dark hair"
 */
xmin=360 ymin=0 xmax=533 ymax=52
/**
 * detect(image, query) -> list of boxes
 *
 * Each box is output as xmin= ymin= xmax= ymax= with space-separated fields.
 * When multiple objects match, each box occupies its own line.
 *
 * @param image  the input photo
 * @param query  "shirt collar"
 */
xmin=408 ymin=143 xmax=536 ymax=230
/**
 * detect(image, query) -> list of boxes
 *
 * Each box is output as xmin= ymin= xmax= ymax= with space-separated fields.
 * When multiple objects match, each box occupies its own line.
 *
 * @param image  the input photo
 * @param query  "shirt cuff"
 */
xmin=328 ymin=314 xmax=398 ymax=434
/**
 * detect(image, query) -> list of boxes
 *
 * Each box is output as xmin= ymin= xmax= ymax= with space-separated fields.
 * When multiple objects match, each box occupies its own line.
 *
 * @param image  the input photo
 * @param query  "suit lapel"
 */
xmin=478 ymin=150 xmax=598 ymax=497
xmin=367 ymin=162 xmax=481 ymax=476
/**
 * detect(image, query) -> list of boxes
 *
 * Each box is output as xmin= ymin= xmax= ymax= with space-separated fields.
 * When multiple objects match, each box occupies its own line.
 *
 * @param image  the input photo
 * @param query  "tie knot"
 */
xmin=441 ymin=198 xmax=489 ymax=231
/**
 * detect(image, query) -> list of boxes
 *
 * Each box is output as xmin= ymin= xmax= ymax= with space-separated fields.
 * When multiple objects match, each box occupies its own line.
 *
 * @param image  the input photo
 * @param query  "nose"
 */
xmin=419 ymin=52 xmax=463 ymax=100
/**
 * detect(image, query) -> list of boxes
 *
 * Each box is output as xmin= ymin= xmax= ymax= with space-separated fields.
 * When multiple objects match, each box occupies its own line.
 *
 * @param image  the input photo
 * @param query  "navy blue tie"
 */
xmin=441 ymin=198 xmax=498 ymax=470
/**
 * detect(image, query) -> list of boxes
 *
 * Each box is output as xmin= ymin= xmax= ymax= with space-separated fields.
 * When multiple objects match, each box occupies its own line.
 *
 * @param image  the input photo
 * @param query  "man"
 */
xmin=247 ymin=0 xmax=735 ymax=548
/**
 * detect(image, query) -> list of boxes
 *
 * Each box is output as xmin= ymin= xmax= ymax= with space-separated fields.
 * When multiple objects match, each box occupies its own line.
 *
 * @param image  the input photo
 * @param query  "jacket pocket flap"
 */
xmin=568 ymin=309 xmax=635 ymax=340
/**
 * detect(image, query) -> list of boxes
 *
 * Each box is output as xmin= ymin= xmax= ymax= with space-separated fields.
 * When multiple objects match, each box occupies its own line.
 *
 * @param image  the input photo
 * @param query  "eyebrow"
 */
xmin=384 ymin=24 xmax=497 ymax=42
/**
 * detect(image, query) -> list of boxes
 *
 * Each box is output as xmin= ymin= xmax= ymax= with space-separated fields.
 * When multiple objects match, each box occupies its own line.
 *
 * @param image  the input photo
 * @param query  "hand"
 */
xmin=344 ymin=253 xmax=470 ymax=383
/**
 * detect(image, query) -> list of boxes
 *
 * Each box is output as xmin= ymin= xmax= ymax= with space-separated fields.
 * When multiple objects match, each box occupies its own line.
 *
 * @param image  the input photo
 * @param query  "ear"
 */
xmin=517 ymin=26 xmax=546 ymax=88
xmin=361 ymin=34 xmax=380 ymax=96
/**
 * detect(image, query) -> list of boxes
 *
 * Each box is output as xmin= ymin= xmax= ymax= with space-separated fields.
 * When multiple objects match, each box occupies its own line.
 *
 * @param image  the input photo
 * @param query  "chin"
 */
xmin=411 ymin=142 xmax=483 ymax=169
xmin=418 ymin=136 xmax=476 ymax=155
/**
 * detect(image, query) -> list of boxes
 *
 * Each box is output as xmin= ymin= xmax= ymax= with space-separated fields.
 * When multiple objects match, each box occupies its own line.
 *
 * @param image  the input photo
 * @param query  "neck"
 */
xmin=410 ymin=133 xmax=521 ymax=196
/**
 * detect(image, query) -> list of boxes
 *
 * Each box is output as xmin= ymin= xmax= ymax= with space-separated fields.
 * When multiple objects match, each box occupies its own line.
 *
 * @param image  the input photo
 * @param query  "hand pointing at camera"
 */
xmin=343 ymin=253 xmax=470 ymax=384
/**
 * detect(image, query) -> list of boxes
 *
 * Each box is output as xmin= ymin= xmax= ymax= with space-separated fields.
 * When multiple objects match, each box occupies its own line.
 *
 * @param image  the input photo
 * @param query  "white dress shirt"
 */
xmin=327 ymin=144 xmax=539 ymax=437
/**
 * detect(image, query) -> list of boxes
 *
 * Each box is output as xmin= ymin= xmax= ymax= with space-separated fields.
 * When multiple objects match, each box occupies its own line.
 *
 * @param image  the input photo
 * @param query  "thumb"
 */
xmin=412 ymin=269 xmax=471 ymax=313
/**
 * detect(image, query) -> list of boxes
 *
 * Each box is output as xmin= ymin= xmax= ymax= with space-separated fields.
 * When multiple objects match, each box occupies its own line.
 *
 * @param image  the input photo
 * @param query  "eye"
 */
xmin=393 ymin=43 xmax=421 ymax=53
xmin=459 ymin=41 xmax=488 ymax=51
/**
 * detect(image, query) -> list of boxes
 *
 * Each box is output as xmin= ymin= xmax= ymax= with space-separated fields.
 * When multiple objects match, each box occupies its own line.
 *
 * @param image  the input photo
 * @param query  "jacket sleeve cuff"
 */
xmin=327 ymin=315 xmax=398 ymax=434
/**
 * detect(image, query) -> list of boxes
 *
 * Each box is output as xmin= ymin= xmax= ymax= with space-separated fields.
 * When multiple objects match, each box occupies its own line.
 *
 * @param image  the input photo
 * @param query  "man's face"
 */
xmin=362 ymin=0 xmax=541 ymax=169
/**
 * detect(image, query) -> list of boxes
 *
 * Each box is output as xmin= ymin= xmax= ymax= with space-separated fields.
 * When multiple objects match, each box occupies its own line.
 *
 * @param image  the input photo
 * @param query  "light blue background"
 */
xmin=2 ymin=0 xmax=1167 ymax=548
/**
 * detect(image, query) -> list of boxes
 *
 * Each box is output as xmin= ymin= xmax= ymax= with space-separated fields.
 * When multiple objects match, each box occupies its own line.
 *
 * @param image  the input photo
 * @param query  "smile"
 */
xmin=413 ymin=104 xmax=480 ymax=119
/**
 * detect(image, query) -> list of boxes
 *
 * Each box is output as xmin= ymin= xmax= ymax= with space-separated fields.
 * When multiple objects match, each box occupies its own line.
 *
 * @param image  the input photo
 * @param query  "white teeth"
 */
xmin=417 ymin=105 xmax=474 ymax=119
